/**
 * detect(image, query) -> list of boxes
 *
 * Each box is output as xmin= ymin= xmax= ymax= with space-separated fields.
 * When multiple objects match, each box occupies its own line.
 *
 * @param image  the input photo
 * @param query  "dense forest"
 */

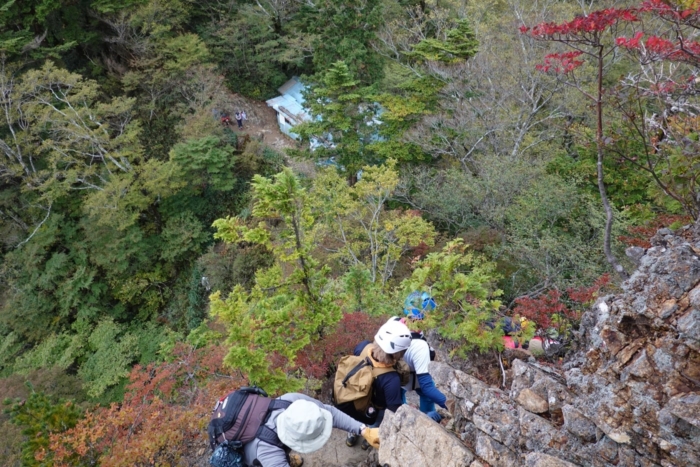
xmin=0 ymin=0 xmax=698 ymax=464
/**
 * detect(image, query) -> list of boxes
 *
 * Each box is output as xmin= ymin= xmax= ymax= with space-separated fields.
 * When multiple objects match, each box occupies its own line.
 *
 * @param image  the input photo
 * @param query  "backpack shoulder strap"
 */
xmin=255 ymin=399 xmax=292 ymax=449
xmin=261 ymin=399 xmax=292 ymax=425
xmin=359 ymin=343 xmax=373 ymax=358
xmin=371 ymin=366 xmax=396 ymax=377
xmin=257 ymin=425 xmax=286 ymax=449
xmin=411 ymin=331 xmax=425 ymax=340
xmin=268 ymin=399 xmax=292 ymax=411
xmin=341 ymin=358 xmax=370 ymax=387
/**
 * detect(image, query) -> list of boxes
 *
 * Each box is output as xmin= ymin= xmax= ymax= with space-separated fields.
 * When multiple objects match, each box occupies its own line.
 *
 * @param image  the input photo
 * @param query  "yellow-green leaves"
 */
xmin=5 ymin=62 xmax=142 ymax=203
xmin=402 ymin=239 xmax=504 ymax=354
xmin=211 ymin=169 xmax=339 ymax=394
xmin=408 ymin=19 xmax=479 ymax=64
xmin=83 ymin=160 xmax=185 ymax=231
xmin=314 ymin=160 xmax=436 ymax=286
xmin=78 ymin=319 xmax=138 ymax=398
xmin=210 ymin=162 xmax=440 ymax=390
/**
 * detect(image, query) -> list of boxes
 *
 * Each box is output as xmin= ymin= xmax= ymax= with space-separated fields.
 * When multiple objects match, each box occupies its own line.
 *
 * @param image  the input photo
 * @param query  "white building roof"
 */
xmin=277 ymin=77 xmax=306 ymax=104
xmin=266 ymin=77 xmax=311 ymax=124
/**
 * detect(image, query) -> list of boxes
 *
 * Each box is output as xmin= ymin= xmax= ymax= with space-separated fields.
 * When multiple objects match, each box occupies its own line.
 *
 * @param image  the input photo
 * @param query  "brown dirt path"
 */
xmin=220 ymin=93 xmax=296 ymax=151
xmin=221 ymin=93 xmax=318 ymax=176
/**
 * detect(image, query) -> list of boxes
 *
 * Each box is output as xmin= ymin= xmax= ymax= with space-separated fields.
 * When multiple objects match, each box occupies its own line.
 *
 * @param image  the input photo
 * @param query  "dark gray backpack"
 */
xmin=207 ymin=386 xmax=291 ymax=466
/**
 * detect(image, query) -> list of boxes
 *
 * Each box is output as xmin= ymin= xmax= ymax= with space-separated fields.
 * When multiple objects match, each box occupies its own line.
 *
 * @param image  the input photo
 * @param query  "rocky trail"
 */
xmin=196 ymin=90 xmax=700 ymax=466
xmin=195 ymin=224 xmax=699 ymax=467
xmin=301 ymin=223 xmax=700 ymax=467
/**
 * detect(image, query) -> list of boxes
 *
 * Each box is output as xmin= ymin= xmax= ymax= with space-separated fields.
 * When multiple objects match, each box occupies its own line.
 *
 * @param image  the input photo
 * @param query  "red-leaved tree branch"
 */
xmin=609 ymin=1 xmax=700 ymax=220
xmin=626 ymin=0 xmax=700 ymax=66
xmin=521 ymin=8 xmax=640 ymax=280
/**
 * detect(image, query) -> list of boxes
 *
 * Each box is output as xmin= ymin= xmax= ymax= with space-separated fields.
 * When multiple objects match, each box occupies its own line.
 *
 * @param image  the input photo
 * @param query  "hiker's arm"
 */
xmin=325 ymin=404 xmax=364 ymax=434
xmin=408 ymin=340 xmax=446 ymax=408
xmin=416 ymin=373 xmax=447 ymax=409
xmin=279 ymin=393 xmax=364 ymax=434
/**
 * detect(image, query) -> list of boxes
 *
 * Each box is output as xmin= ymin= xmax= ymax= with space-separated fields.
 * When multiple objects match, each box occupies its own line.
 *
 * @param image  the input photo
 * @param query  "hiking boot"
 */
xmin=361 ymin=438 xmax=372 ymax=451
xmin=346 ymin=432 xmax=359 ymax=447
xmin=289 ymin=453 xmax=304 ymax=467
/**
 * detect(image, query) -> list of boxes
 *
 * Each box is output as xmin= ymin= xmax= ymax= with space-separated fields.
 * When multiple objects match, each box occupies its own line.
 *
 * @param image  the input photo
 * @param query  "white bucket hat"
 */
xmin=276 ymin=400 xmax=333 ymax=454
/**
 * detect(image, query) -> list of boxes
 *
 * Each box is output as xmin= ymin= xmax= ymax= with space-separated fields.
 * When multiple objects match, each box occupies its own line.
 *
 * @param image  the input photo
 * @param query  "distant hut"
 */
xmin=265 ymin=77 xmax=310 ymax=139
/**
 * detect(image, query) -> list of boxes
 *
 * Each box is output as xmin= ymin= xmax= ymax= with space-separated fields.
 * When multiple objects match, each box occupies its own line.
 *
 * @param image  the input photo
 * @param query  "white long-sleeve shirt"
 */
xmin=402 ymin=338 xmax=432 ymax=390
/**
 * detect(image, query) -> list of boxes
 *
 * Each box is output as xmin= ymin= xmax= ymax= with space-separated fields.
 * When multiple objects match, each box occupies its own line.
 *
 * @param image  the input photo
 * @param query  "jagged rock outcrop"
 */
xmin=377 ymin=225 xmax=700 ymax=467
xmin=560 ymin=225 xmax=700 ymax=466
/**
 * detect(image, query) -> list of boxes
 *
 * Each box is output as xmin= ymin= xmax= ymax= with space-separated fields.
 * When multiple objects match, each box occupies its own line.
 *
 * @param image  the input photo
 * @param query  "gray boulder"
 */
xmin=378 ymin=405 xmax=474 ymax=467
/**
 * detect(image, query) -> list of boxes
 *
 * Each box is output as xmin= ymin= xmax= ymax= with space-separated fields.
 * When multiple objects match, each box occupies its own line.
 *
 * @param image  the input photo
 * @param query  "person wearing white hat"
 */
xmin=242 ymin=393 xmax=379 ymax=467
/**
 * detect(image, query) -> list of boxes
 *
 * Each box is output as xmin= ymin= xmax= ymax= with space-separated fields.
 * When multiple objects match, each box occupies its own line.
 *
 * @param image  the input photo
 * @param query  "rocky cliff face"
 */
xmin=377 ymin=225 xmax=700 ymax=467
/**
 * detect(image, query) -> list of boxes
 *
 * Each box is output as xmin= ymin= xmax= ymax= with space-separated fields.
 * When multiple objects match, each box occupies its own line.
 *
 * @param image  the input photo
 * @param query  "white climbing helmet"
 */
xmin=374 ymin=319 xmax=412 ymax=354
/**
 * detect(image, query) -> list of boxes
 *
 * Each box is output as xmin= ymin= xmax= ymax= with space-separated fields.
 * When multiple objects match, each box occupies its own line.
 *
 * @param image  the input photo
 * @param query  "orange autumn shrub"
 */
xmin=49 ymin=343 xmax=242 ymax=466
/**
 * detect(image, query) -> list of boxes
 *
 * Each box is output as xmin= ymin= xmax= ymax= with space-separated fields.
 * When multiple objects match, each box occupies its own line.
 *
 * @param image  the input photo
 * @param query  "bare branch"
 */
xmin=15 ymin=202 xmax=52 ymax=248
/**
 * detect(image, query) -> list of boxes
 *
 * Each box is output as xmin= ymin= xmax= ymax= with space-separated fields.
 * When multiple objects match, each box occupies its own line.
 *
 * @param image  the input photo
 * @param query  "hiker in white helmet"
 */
xmin=243 ymin=394 xmax=379 ymax=467
xmin=341 ymin=319 xmax=412 ymax=450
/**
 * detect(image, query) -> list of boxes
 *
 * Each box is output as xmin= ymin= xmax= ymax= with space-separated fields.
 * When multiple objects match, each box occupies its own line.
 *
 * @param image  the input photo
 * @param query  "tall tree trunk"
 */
xmin=596 ymin=46 xmax=629 ymax=280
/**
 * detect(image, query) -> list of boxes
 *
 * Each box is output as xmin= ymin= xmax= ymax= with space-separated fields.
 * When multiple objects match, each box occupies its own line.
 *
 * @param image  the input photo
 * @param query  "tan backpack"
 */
xmin=333 ymin=345 xmax=410 ymax=412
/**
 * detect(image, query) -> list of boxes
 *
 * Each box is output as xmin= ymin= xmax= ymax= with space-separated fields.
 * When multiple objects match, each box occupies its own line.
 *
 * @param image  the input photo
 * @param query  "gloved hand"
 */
xmin=436 ymin=406 xmax=452 ymax=420
xmin=425 ymin=410 xmax=443 ymax=423
xmin=361 ymin=427 xmax=380 ymax=449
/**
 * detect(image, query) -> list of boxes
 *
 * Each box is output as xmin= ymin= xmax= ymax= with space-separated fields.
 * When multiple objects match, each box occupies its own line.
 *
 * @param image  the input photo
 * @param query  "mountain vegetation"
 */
xmin=0 ymin=0 xmax=698 ymax=464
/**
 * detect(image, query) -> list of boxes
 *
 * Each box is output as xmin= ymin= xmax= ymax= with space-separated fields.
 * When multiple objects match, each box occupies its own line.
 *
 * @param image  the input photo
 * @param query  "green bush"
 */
xmin=401 ymin=239 xmax=505 ymax=354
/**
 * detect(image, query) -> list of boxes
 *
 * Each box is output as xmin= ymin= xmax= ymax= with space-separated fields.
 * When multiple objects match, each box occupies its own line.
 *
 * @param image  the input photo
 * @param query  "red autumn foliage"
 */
xmin=410 ymin=241 xmax=431 ymax=258
xmin=48 ymin=343 xmax=240 ymax=467
xmin=520 ymin=8 xmax=638 ymax=37
xmin=617 ymin=32 xmax=700 ymax=65
xmin=639 ymin=0 xmax=700 ymax=20
xmin=535 ymin=51 xmax=585 ymax=73
xmin=513 ymin=275 xmax=610 ymax=331
xmin=520 ymin=0 xmax=700 ymax=70
xmin=522 ymin=2 xmax=700 ymax=72
xmin=567 ymin=274 xmax=612 ymax=304
xmin=613 ymin=2 xmax=700 ymax=94
xmin=295 ymin=312 xmax=386 ymax=379
xmin=514 ymin=290 xmax=570 ymax=331
xmin=618 ymin=214 xmax=692 ymax=248
xmin=521 ymin=8 xmax=638 ymax=75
